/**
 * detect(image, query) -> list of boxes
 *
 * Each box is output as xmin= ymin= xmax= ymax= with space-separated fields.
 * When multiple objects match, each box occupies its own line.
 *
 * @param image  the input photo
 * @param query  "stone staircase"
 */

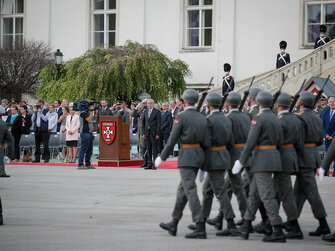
xmin=211 ymin=38 xmax=335 ymax=95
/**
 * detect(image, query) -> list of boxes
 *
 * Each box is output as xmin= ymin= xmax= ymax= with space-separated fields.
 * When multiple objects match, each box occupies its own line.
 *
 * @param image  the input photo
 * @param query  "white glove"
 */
xmin=155 ymin=157 xmax=162 ymax=168
xmin=232 ymin=160 xmax=243 ymax=175
xmin=319 ymin=168 xmax=325 ymax=182
xmin=199 ymin=170 xmax=206 ymax=183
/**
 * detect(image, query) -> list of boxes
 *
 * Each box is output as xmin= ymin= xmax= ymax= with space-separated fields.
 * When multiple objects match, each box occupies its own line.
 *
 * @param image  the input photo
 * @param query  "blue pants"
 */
xmin=78 ymin=133 xmax=93 ymax=167
xmin=324 ymin=140 xmax=335 ymax=173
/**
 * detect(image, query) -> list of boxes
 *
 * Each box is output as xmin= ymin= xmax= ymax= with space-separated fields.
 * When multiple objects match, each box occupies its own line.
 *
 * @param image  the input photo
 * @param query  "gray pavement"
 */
xmin=0 ymin=165 xmax=334 ymax=251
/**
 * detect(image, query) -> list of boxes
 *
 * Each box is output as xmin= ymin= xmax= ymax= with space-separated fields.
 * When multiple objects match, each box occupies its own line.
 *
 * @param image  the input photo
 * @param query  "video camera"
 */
xmin=73 ymin=98 xmax=99 ymax=114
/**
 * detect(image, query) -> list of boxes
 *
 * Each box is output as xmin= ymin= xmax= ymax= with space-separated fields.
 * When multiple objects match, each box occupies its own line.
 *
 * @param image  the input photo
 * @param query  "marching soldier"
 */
xmin=313 ymin=97 xmax=327 ymax=118
xmin=276 ymin=41 xmax=291 ymax=69
xmin=244 ymin=87 xmax=270 ymax=234
xmin=0 ymin=105 xmax=14 ymax=224
xmin=293 ymin=91 xmax=331 ymax=236
xmin=274 ymin=93 xmax=303 ymax=239
xmin=314 ymin=25 xmax=330 ymax=49
xmin=232 ymin=91 xmax=286 ymax=243
xmin=222 ymin=63 xmax=235 ymax=95
xmin=207 ymin=92 xmax=249 ymax=233
xmin=156 ymin=89 xmax=209 ymax=239
xmin=247 ymin=87 xmax=262 ymax=119
xmin=190 ymin=93 xmax=237 ymax=236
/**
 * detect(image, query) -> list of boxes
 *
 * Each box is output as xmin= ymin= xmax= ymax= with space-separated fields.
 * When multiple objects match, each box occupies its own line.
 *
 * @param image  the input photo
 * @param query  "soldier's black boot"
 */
xmin=237 ymin=220 xmax=251 ymax=240
xmin=322 ymin=232 xmax=335 ymax=243
xmin=236 ymin=218 xmax=244 ymax=226
xmin=206 ymin=211 xmax=223 ymax=230
xmin=254 ymin=219 xmax=273 ymax=236
xmin=285 ymin=219 xmax=303 ymax=239
xmin=263 ymin=225 xmax=286 ymax=243
xmin=254 ymin=219 xmax=272 ymax=235
xmin=185 ymin=221 xmax=207 ymax=239
xmin=216 ymin=218 xmax=237 ymax=236
xmin=309 ymin=217 xmax=331 ymax=236
xmin=188 ymin=223 xmax=197 ymax=231
xmin=159 ymin=218 xmax=179 ymax=236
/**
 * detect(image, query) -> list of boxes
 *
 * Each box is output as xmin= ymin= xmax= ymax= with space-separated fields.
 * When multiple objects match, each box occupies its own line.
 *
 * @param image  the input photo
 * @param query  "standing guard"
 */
xmin=222 ymin=63 xmax=235 ymax=95
xmin=314 ymin=25 xmax=330 ymax=49
xmin=276 ymin=41 xmax=291 ymax=69
xmin=156 ymin=89 xmax=209 ymax=239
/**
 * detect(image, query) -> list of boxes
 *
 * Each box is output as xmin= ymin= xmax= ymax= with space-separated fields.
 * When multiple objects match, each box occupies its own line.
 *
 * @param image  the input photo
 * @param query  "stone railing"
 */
xmin=211 ymin=38 xmax=335 ymax=95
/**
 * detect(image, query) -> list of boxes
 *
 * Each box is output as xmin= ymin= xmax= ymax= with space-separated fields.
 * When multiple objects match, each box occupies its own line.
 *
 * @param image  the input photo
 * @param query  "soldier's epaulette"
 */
xmin=297 ymin=111 xmax=304 ymax=115
xmin=226 ymin=112 xmax=231 ymax=117
xmin=278 ymin=114 xmax=283 ymax=119
xmin=206 ymin=114 xmax=212 ymax=118
xmin=256 ymin=111 xmax=263 ymax=116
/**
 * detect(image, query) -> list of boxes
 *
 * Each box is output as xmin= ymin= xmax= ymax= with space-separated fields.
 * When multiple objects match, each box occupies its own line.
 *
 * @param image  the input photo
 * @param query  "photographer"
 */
xmin=78 ymin=105 xmax=95 ymax=170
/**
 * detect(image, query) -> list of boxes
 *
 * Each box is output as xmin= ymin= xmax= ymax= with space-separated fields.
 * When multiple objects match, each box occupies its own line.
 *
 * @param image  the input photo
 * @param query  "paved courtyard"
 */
xmin=0 ymin=164 xmax=334 ymax=251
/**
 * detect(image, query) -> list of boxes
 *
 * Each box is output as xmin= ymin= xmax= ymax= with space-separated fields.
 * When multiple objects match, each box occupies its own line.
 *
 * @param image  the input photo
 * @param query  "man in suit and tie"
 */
xmin=160 ymin=102 xmax=172 ymax=153
xmin=97 ymin=99 xmax=110 ymax=132
xmin=177 ymin=99 xmax=184 ymax=113
xmin=170 ymin=100 xmax=179 ymax=118
xmin=322 ymin=96 xmax=335 ymax=176
xmin=142 ymin=99 xmax=161 ymax=170
xmin=54 ymin=100 xmax=63 ymax=132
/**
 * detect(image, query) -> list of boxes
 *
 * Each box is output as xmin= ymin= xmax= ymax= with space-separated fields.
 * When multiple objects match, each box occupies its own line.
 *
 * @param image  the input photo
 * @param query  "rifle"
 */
xmin=270 ymin=73 xmax=288 ymax=110
xmin=239 ymin=76 xmax=255 ymax=112
xmin=313 ymin=75 xmax=330 ymax=107
xmin=196 ymin=76 xmax=214 ymax=112
xmin=289 ymin=79 xmax=306 ymax=112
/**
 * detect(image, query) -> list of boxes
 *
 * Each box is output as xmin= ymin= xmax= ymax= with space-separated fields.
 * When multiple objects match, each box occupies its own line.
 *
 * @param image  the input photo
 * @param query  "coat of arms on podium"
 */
xmin=101 ymin=122 xmax=116 ymax=145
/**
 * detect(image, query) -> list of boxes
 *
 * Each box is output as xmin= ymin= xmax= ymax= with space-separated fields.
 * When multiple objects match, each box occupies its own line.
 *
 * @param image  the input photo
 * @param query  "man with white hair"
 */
xmin=322 ymin=96 xmax=335 ymax=176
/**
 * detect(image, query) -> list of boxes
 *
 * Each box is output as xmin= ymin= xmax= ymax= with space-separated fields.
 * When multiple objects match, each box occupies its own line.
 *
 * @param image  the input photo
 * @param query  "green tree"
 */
xmin=38 ymin=41 xmax=191 ymax=102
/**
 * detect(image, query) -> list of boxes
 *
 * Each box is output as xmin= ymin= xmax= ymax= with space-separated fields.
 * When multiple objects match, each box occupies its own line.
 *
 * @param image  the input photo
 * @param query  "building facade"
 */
xmin=1 ymin=0 xmax=335 ymax=89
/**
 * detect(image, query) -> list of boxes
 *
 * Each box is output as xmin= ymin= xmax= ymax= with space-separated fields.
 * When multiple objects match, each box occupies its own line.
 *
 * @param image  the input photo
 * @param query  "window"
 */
xmin=305 ymin=0 xmax=335 ymax=45
xmin=91 ymin=0 xmax=117 ymax=48
xmin=184 ymin=0 xmax=213 ymax=50
xmin=0 ymin=0 xmax=24 ymax=47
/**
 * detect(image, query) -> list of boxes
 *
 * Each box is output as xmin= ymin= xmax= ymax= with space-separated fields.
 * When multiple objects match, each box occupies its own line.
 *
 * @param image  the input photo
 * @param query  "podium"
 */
xmin=98 ymin=116 xmax=143 ymax=167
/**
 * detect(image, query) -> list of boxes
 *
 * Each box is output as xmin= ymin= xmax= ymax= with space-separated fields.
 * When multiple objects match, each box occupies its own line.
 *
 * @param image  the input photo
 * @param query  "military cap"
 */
xmin=142 ymin=98 xmax=148 ymax=104
xmin=224 ymin=63 xmax=231 ymax=72
xmin=256 ymin=91 xmax=273 ymax=107
xmin=320 ymin=24 xmax=327 ymax=33
xmin=299 ymin=91 xmax=315 ymax=108
xmin=181 ymin=89 xmax=199 ymax=104
xmin=279 ymin=40 xmax=287 ymax=49
xmin=0 ymin=105 xmax=5 ymax=114
xmin=206 ymin=92 xmax=222 ymax=107
xmin=276 ymin=92 xmax=291 ymax=107
xmin=320 ymin=97 xmax=326 ymax=101
xmin=249 ymin=87 xmax=262 ymax=99
xmin=226 ymin=92 xmax=241 ymax=106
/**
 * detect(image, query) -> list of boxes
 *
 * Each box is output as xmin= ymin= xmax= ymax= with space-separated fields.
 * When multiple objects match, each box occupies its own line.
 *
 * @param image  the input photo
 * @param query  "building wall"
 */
xmin=21 ymin=0 xmax=314 ymax=88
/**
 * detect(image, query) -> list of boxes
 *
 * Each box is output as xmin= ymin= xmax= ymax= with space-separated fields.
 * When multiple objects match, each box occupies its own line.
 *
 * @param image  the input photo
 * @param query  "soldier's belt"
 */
xmin=254 ymin=145 xmax=276 ymax=150
xmin=282 ymin=144 xmax=294 ymax=148
xmin=180 ymin=144 xmax=200 ymax=149
xmin=211 ymin=146 xmax=226 ymax=151
xmin=234 ymin=143 xmax=245 ymax=148
xmin=304 ymin=143 xmax=316 ymax=147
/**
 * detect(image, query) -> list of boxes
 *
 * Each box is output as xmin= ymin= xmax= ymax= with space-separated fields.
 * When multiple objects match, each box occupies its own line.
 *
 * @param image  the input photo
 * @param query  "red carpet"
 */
xmin=8 ymin=160 xmax=178 ymax=169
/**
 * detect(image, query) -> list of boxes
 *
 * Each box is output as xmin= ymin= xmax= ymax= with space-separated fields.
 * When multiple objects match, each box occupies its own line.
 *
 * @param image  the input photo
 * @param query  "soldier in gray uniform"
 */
xmin=156 ymin=89 xmax=209 ymax=239
xmin=0 ymin=105 xmax=14 ymax=224
xmin=232 ymin=91 xmax=286 ymax=242
xmin=293 ymin=91 xmax=331 ymax=236
xmin=131 ymin=100 xmax=147 ymax=166
xmin=208 ymin=92 xmax=249 ymax=234
xmin=189 ymin=93 xmax=237 ymax=236
xmin=274 ymin=93 xmax=303 ymax=239
xmin=247 ymin=87 xmax=262 ymax=119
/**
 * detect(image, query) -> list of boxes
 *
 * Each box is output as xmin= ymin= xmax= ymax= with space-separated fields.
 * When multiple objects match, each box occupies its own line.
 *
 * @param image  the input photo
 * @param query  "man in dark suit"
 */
xmin=160 ymin=102 xmax=172 ymax=153
xmin=177 ymin=99 xmax=184 ymax=113
xmin=322 ymin=96 xmax=335 ymax=176
xmin=54 ymin=100 xmax=63 ymax=132
xmin=32 ymin=100 xmax=50 ymax=163
xmin=142 ymin=99 xmax=161 ymax=170
xmin=97 ymin=99 xmax=110 ymax=132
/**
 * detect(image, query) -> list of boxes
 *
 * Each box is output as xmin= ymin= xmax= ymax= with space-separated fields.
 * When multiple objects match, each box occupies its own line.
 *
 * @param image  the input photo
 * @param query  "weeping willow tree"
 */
xmin=38 ymin=41 xmax=191 ymax=102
